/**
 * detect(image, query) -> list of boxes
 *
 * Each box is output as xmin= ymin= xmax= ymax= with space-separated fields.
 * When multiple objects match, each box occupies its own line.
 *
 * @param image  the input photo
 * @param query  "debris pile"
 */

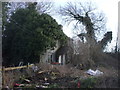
xmin=13 ymin=69 xmax=79 ymax=88
xmin=3 ymin=64 xmax=118 ymax=88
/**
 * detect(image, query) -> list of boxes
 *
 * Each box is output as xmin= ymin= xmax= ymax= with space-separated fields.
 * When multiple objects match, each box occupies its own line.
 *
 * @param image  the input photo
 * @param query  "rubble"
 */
xmin=13 ymin=69 xmax=79 ymax=88
xmin=3 ymin=64 xmax=118 ymax=88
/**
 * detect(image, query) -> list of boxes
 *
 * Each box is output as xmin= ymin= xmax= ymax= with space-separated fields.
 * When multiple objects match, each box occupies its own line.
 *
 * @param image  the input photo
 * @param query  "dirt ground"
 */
xmin=7 ymin=63 xmax=118 ymax=88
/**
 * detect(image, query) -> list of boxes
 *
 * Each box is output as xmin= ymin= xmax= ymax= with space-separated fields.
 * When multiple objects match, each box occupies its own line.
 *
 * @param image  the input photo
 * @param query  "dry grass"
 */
xmin=2 ymin=67 xmax=35 ymax=88
xmin=3 ymin=70 xmax=21 ymax=88
xmin=36 ymin=63 xmax=86 ymax=77
xmin=2 ymin=60 xmax=118 ymax=88
xmin=36 ymin=63 xmax=72 ymax=76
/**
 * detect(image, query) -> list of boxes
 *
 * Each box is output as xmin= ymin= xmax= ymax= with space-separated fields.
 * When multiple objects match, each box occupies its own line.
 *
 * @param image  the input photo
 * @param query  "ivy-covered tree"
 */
xmin=2 ymin=3 xmax=67 ymax=66
xmin=59 ymin=2 xmax=112 ymax=62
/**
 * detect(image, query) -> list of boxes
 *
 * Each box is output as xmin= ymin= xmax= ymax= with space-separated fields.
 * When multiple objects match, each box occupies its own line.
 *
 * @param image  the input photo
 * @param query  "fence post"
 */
xmin=2 ymin=66 xmax=5 ymax=88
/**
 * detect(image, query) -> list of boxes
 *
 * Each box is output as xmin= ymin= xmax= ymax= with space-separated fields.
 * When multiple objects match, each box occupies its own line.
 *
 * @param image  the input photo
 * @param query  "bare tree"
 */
xmin=59 ymin=2 xmax=109 ymax=44
xmin=36 ymin=1 xmax=54 ymax=14
xmin=59 ymin=2 xmax=112 ymax=45
xmin=58 ymin=2 xmax=112 ymax=64
xmin=24 ymin=1 xmax=54 ymax=14
xmin=2 ymin=1 xmax=54 ymax=31
xmin=6 ymin=1 xmax=54 ymax=17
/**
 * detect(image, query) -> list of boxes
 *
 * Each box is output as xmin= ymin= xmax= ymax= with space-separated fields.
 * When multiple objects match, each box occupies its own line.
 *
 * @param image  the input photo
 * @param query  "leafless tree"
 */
xmin=58 ymin=1 xmax=112 ymax=65
xmin=60 ymin=2 xmax=112 ymax=46
xmin=7 ymin=1 xmax=54 ymax=16
xmin=59 ymin=2 xmax=108 ymax=44
xmin=36 ymin=0 xmax=54 ymax=14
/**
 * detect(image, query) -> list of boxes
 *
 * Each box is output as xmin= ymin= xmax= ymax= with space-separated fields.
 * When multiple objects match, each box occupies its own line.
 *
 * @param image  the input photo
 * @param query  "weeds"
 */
xmin=80 ymin=76 xmax=98 ymax=88
xmin=3 ymin=67 xmax=34 ymax=88
xmin=48 ymin=83 xmax=59 ymax=88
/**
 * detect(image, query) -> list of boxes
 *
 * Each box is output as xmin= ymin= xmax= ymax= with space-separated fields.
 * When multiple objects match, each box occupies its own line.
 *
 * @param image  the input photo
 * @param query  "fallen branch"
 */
xmin=38 ymin=70 xmax=50 ymax=74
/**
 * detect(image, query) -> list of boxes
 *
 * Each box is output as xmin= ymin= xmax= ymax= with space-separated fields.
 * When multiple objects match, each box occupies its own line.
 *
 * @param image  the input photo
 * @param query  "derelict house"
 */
xmin=39 ymin=38 xmax=74 ymax=65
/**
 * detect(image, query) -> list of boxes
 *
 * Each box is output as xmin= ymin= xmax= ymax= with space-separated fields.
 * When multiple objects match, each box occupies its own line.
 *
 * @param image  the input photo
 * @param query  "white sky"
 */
xmin=51 ymin=0 xmax=119 ymax=51
xmin=2 ymin=0 xmax=120 ymax=51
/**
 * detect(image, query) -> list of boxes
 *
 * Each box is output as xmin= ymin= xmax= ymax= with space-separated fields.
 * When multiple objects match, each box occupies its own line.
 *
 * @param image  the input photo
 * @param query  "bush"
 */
xmin=80 ymin=77 xmax=98 ymax=88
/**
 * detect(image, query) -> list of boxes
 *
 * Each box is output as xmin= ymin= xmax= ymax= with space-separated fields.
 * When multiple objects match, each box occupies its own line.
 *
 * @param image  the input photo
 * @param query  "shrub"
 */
xmin=80 ymin=77 xmax=98 ymax=88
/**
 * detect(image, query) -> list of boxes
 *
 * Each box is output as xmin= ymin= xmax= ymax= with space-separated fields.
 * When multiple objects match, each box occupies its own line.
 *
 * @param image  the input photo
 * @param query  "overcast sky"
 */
xmin=51 ymin=0 xmax=119 ymax=51
xmin=2 ymin=0 xmax=120 ymax=51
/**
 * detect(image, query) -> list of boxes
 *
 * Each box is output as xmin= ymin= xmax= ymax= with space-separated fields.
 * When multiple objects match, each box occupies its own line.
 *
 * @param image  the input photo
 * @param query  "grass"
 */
xmin=80 ymin=76 xmax=98 ymax=88
xmin=2 ymin=67 xmax=35 ymax=88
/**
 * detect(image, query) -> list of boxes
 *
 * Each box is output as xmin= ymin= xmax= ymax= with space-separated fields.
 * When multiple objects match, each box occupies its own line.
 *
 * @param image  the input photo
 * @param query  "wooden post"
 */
xmin=2 ymin=66 xmax=5 ymax=88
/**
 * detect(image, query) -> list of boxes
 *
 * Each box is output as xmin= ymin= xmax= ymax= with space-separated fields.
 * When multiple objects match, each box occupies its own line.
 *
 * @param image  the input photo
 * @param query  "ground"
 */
xmin=3 ymin=63 xmax=118 ymax=88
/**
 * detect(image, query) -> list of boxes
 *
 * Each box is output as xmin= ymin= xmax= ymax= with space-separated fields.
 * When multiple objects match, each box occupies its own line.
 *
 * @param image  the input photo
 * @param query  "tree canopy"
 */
xmin=2 ymin=3 xmax=67 ymax=66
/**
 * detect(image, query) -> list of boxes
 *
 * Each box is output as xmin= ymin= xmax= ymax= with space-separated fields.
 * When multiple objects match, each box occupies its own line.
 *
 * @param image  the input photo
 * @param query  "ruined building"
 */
xmin=39 ymin=38 xmax=74 ymax=65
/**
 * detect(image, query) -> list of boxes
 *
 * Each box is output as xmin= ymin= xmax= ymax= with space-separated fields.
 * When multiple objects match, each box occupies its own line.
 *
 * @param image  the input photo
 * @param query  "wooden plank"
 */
xmin=0 ymin=64 xmax=34 ymax=71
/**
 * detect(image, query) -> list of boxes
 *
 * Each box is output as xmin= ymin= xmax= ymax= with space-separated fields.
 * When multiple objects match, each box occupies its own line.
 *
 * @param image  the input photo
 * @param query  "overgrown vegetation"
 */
xmin=3 ymin=63 xmax=118 ymax=88
xmin=2 ymin=1 xmax=119 ymax=89
xmin=80 ymin=77 xmax=98 ymax=88
xmin=59 ymin=2 xmax=113 ymax=68
xmin=2 ymin=2 xmax=67 ymax=66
